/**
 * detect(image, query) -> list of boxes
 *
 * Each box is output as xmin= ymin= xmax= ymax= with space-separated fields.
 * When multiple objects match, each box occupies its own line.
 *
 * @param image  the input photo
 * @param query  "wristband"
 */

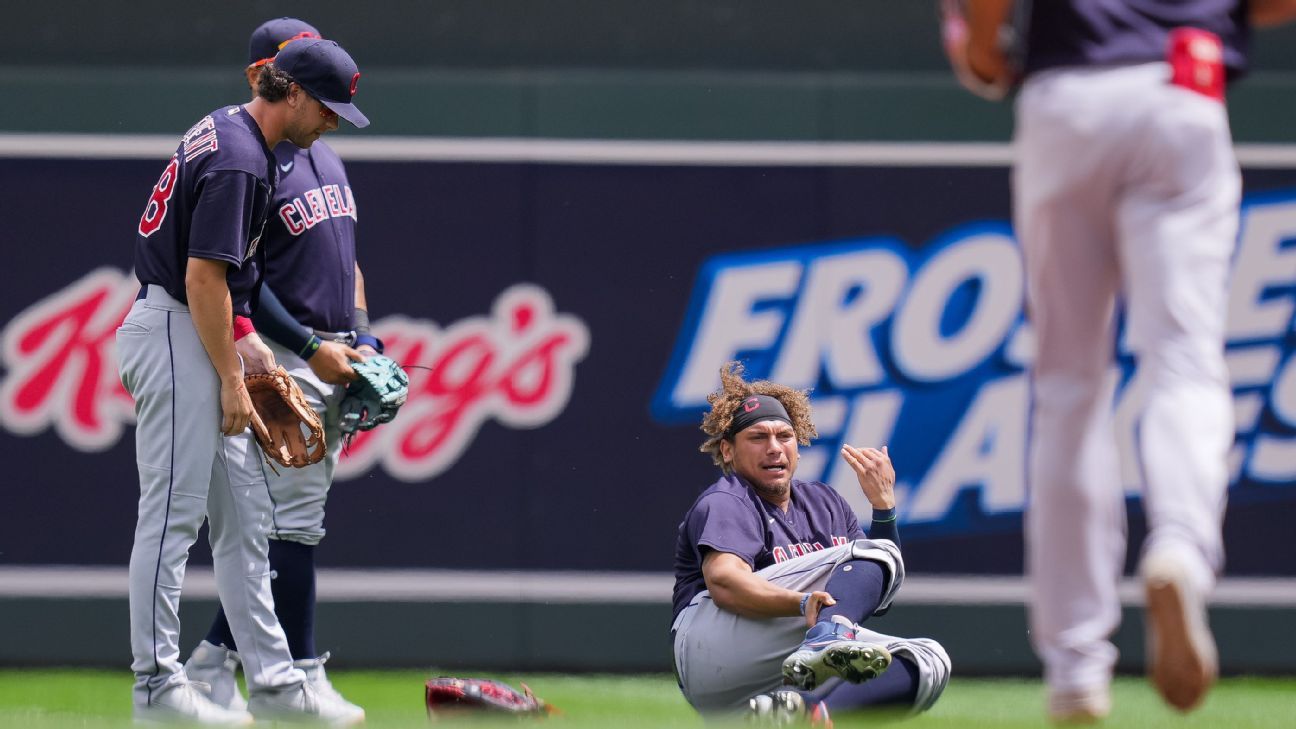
xmin=298 ymin=334 xmax=322 ymax=360
xmin=799 ymin=592 xmax=812 ymax=616
xmin=871 ymin=507 xmax=897 ymax=522
xmin=232 ymin=316 xmax=255 ymax=342
xmin=354 ymin=333 xmax=384 ymax=354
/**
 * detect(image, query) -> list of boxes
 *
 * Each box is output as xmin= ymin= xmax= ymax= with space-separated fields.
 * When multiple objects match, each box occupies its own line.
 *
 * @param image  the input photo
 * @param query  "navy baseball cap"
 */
xmin=248 ymin=17 xmax=321 ymax=66
xmin=274 ymin=39 xmax=370 ymax=128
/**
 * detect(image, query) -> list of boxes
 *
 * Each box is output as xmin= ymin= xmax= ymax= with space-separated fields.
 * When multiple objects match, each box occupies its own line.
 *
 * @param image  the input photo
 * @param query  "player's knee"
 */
xmin=848 ymin=538 xmax=906 ymax=596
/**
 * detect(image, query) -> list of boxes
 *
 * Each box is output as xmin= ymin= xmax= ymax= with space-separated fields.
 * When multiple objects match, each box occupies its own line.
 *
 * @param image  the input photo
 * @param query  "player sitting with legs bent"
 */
xmin=671 ymin=363 xmax=950 ymax=725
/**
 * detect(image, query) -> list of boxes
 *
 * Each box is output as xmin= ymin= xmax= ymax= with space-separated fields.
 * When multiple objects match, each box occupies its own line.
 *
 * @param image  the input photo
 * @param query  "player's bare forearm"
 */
xmin=354 ymin=262 xmax=368 ymax=310
xmin=965 ymin=0 xmax=1014 ymax=83
xmin=1252 ymin=0 xmax=1296 ymax=26
xmin=702 ymin=551 xmax=821 ymax=619
xmin=187 ymin=257 xmax=254 ymax=435
xmin=186 ymin=258 xmax=242 ymax=383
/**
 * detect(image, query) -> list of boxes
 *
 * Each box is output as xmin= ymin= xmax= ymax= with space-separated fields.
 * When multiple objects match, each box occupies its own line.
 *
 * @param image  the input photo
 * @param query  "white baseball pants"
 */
xmin=117 ymin=286 xmax=305 ymax=708
xmin=1013 ymin=62 xmax=1238 ymax=695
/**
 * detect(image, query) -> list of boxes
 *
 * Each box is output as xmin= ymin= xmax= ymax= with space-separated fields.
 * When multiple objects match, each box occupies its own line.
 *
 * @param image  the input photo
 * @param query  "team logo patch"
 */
xmin=350 ymin=72 xmax=360 ymax=96
xmin=743 ymin=397 xmax=761 ymax=413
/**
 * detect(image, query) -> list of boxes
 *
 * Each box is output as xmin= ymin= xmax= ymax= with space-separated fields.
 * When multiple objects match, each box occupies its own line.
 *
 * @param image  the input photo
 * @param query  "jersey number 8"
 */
xmin=138 ymin=155 xmax=180 ymax=238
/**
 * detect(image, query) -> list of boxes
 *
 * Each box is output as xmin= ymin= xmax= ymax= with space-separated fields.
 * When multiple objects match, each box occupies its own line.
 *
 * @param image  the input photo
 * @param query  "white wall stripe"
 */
xmin=1 ymin=566 xmax=1293 ymax=607
xmin=2 ymin=133 xmax=1295 ymax=168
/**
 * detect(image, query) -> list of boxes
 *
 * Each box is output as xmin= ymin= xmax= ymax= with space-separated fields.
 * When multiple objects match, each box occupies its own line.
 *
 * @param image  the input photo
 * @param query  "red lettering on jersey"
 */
xmin=303 ymin=189 xmax=328 ymax=225
xmin=323 ymin=185 xmax=346 ymax=217
xmin=138 ymin=155 xmax=180 ymax=237
xmin=831 ymin=536 xmax=849 ymax=547
xmin=811 ymin=542 xmax=824 ymax=552
xmin=0 ymin=269 xmax=138 ymax=450
xmin=279 ymin=203 xmax=306 ymax=236
xmin=773 ymin=546 xmax=789 ymax=563
xmin=344 ymin=186 xmax=358 ymax=220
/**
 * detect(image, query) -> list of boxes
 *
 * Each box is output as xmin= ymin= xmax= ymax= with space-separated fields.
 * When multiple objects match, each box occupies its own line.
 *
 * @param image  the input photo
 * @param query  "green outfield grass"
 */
xmin=1 ymin=670 xmax=1293 ymax=728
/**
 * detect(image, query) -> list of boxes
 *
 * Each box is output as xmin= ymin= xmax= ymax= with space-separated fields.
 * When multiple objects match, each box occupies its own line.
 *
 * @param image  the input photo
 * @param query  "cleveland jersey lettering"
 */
xmin=278 ymin=183 xmax=357 ymax=235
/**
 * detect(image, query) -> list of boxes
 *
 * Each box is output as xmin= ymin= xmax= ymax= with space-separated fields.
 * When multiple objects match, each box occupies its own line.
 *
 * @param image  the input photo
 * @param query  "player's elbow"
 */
xmin=184 ymin=257 xmax=229 ymax=296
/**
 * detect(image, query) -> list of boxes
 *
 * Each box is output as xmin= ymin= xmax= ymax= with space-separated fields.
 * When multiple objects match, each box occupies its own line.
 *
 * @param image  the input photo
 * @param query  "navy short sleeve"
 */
xmin=188 ymin=171 xmax=265 ymax=266
xmin=689 ymin=493 xmax=765 ymax=569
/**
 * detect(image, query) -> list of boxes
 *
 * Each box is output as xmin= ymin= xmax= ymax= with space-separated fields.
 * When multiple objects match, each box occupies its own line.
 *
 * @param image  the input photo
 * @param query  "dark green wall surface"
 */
xmin=4 ymin=2 xmax=1296 ymax=141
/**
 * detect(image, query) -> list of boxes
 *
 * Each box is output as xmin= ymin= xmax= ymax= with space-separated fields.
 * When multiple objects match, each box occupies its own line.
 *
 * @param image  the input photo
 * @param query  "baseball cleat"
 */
xmin=1143 ymin=551 xmax=1217 ymax=713
xmin=184 ymin=640 xmax=248 ymax=712
xmin=746 ymin=689 xmax=832 ymax=727
xmin=781 ymin=616 xmax=892 ymax=691
xmin=1047 ymin=686 xmax=1111 ymax=725
xmin=294 ymin=652 xmax=365 ymax=718
xmin=248 ymin=679 xmax=365 ymax=726
xmin=133 ymin=680 xmax=254 ymax=725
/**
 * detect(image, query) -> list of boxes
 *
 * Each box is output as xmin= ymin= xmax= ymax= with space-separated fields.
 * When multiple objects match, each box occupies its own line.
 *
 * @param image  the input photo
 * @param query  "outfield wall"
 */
xmin=3 ymin=138 xmax=1296 ymax=671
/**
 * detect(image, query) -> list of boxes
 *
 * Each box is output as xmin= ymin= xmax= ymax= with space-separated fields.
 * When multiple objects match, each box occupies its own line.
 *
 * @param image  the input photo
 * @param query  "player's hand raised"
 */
xmin=841 ymin=444 xmax=896 ymax=511
xmin=307 ymin=341 xmax=365 ymax=384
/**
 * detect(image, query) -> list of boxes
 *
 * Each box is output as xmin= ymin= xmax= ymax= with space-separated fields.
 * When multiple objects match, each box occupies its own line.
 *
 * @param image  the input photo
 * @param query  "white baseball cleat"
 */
xmin=184 ymin=640 xmax=248 ymax=712
xmin=295 ymin=652 xmax=365 ymax=719
xmin=1047 ymin=686 xmax=1111 ymax=725
xmin=1142 ymin=550 xmax=1217 ymax=713
xmin=746 ymin=689 xmax=832 ymax=727
xmin=133 ymin=680 xmax=254 ymax=725
xmin=248 ymin=679 xmax=366 ymax=726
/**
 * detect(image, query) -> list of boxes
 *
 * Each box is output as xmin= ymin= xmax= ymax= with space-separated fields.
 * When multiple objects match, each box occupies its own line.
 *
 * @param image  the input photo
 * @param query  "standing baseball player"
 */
xmin=182 ymin=18 xmax=386 ymax=717
xmin=117 ymin=36 xmax=369 ymax=725
xmin=671 ymin=363 xmax=950 ymax=724
xmin=946 ymin=0 xmax=1296 ymax=721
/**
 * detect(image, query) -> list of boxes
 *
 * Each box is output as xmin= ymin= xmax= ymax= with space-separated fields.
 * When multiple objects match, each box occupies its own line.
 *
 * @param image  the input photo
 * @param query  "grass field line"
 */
xmin=1 ymin=132 xmax=1295 ymax=168
xmin=2 ymin=566 xmax=1295 ymax=606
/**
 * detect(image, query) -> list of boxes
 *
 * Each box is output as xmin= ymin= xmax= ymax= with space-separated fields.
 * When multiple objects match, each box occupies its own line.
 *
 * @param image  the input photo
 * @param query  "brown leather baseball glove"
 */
xmin=246 ymin=366 xmax=326 ymax=468
xmin=424 ymin=677 xmax=557 ymax=718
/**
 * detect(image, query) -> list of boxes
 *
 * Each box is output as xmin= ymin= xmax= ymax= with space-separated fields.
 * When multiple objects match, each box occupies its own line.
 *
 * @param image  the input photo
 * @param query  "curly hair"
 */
xmin=256 ymin=63 xmax=294 ymax=102
xmin=699 ymin=361 xmax=816 ymax=472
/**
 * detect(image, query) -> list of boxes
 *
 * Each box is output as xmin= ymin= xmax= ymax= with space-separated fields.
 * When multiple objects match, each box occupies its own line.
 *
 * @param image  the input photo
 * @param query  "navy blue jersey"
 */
xmin=134 ymin=105 xmax=277 ymax=316
xmin=1023 ymin=0 xmax=1250 ymax=78
xmin=672 ymin=474 xmax=865 ymax=620
xmin=262 ymin=140 xmax=358 ymax=332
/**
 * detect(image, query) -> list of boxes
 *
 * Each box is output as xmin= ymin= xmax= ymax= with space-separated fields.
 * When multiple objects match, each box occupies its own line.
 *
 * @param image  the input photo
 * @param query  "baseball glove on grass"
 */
xmin=339 ymin=355 xmax=409 ymax=435
xmin=424 ymin=677 xmax=557 ymax=718
xmin=246 ymin=366 xmax=326 ymax=468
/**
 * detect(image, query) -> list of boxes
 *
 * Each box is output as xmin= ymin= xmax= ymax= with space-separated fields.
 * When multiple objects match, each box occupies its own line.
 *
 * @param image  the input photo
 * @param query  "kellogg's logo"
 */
xmin=334 ymin=284 xmax=590 ymax=482
xmin=0 ymin=272 xmax=589 ymax=482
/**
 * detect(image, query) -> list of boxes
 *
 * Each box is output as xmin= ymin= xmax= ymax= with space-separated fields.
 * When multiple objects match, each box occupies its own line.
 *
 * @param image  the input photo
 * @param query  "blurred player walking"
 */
xmin=946 ymin=0 xmax=1296 ymax=721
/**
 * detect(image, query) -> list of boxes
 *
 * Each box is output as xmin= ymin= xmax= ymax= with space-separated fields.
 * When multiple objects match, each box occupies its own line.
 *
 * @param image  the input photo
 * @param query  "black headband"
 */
xmin=725 ymin=395 xmax=793 ymax=438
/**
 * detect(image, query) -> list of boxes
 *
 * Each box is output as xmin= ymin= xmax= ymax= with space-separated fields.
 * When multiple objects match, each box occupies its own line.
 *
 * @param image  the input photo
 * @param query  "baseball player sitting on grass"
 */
xmin=671 ymin=363 xmax=950 ymax=725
